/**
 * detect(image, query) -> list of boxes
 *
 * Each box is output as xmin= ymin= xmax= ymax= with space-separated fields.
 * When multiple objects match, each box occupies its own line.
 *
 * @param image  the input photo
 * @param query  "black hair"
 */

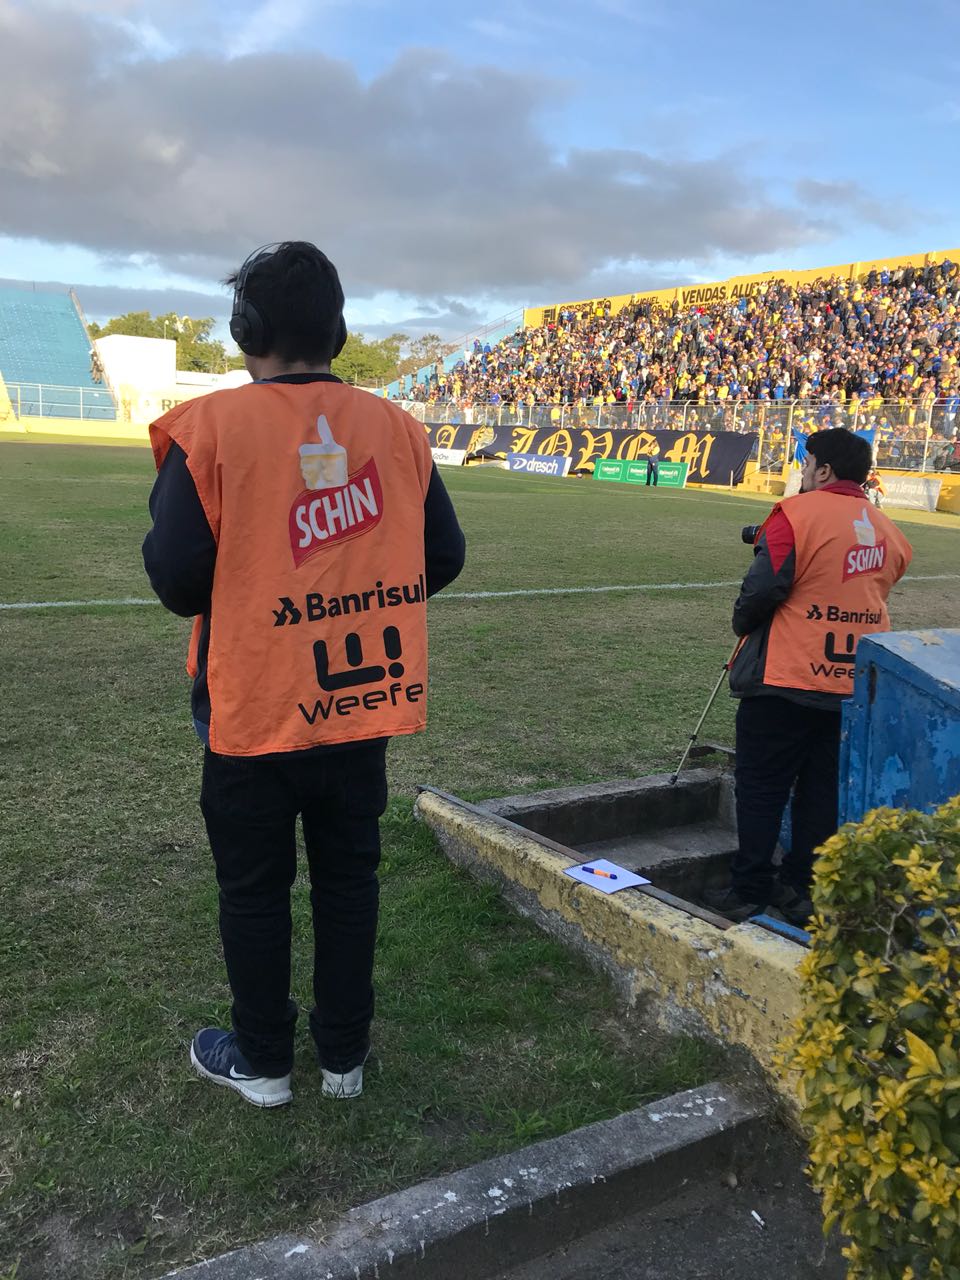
xmin=225 ymin=241 xmax=345 ymax=364
xmin=805 ymin=428 xmax=872 ymax=484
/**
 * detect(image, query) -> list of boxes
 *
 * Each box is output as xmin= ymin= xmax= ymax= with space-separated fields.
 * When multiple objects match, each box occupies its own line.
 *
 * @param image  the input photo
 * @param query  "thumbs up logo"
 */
xmin=844 ymin=506 xmax=887 ymax=580
xmin=299 ymin=415 xmax=348 ymax=491
xmin=853 ymin=507 xmax=876 ymax=547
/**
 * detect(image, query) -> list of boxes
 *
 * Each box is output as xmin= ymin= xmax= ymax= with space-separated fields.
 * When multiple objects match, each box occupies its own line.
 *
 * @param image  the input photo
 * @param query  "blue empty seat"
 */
xmin=0 ymin=286 xmax=117 ymax=420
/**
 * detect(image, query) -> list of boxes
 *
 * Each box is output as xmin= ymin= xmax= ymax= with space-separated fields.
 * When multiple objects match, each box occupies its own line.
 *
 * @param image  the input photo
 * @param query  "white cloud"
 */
xmin=0 ymin=10 xmax=881 ymax=312
xmin=227 ymin=0 xmax=312 ymax=58
xmin=794 ymin=179 xmax=924 ymax=236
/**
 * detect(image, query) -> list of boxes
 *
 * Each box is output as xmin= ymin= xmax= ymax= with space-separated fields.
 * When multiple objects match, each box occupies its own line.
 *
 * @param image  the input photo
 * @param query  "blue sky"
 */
xmin=0 ymin=0 xmax=957 ymax=344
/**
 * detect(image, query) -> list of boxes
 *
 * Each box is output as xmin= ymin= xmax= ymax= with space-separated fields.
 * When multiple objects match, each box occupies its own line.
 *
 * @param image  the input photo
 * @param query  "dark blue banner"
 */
xmin=424 ymin=423 xmax=758 ymax=486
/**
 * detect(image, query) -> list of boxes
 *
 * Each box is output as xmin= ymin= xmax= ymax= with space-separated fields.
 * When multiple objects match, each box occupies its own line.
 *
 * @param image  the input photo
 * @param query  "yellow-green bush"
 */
xmin=780 ymin=795 xmax=960 ymax=1279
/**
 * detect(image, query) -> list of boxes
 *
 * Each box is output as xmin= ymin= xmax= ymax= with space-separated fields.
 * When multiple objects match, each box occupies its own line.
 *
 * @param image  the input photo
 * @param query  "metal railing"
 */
xmin=394 ymin=396 xmax=959 ymax=434
xmin=875 ymin=437 xmax=960 ymax=472
xmin=394 ymin=398 xmax=959 ymax=472
xmin=1 ymin=381 xmax=118 ymax=421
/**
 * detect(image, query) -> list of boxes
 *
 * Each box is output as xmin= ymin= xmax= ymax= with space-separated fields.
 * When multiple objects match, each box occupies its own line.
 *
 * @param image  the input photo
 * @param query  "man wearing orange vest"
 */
xmin=706 ymin=429 xmax=911 ymax=924
xmin=143 ymin=243 xmax=465 ymax=1107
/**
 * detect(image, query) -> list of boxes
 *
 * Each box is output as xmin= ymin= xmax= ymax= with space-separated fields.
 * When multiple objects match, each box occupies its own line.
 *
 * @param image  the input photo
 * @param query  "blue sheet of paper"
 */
xmin=564 ymin=858 xmax=650 ymax=894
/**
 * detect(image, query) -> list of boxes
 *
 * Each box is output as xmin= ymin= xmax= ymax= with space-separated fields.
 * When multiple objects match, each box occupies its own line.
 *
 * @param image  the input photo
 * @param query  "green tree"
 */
xmin=332 ymin=332 xmax=405 ymax=387
xmin=398 ymin=332 xmax=450 ymax=378
xmin=88 ymin=311 xmax=231 ymax=374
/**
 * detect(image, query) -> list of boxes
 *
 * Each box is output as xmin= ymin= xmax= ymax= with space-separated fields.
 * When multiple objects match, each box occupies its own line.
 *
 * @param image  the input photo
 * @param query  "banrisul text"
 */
xmin=273 ymin=575 xmax=426 ymax=626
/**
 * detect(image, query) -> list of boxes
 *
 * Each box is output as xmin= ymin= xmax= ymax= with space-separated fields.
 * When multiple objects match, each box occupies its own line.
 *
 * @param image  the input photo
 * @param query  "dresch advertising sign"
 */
xmin=505 ymin=452 xmax=572 ymax=477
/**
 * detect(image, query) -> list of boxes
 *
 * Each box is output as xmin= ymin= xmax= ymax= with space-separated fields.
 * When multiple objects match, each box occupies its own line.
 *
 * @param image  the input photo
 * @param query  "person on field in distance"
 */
xmin=706 ymin=428 xmax=911 ymax=926
xmin=142 ymin=241 xmax=466 ymax=1108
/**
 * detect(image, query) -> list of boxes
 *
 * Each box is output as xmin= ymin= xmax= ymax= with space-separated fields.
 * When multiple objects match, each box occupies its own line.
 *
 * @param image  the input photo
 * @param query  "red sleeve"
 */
xmin=760 ymin=507 xmax=796 ymax=574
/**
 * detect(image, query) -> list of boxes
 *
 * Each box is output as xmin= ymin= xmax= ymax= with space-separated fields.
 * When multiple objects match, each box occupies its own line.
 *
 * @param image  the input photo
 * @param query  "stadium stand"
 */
xmin=397 ymin=259 xmax=960 ymax=461
xmin=0 ymin=285 xmax=117 ymax=420
xmin=385 ymin=312 xmax=524 ymax=400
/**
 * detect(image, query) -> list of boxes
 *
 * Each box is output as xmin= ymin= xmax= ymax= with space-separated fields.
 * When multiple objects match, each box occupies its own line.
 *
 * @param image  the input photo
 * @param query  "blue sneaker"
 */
xmin=190 ymin=1028 xmax=292 ymax=1108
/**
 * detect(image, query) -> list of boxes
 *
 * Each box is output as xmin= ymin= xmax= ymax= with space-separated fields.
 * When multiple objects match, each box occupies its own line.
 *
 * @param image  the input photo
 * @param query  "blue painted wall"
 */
xmin=840 ymin=629 xmax=960 ymax=823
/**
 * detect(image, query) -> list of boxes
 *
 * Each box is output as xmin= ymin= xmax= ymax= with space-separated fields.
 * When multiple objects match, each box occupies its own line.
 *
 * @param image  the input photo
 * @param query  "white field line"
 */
xmin=1 ymin=574 xmax=958 ymax=613
xmin=439 ymin=581 xmax=740 ymax=600
xmin=0 ymin=597 xmax=161 ymax=610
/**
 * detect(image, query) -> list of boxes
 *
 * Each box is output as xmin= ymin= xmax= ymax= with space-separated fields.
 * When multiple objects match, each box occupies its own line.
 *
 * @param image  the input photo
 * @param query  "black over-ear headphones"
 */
xmin=332 ymin=311 xmax=348 ymax=360
xmin=230 ymin=243 xmax=278 ymax=357
xmin=230 ymin=242 xmax=349 ymax=361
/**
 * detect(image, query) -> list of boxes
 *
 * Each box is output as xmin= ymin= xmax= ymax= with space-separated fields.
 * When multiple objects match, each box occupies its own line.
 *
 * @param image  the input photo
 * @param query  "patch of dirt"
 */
xmin=10 ymin=1211 xmax=116 ymax=1280
xmin=8 ymin=1197 xmax=196 ymax=1280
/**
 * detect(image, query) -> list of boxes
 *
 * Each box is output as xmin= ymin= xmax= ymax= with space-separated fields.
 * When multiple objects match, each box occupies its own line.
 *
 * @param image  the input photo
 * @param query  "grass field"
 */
xmin=1 ymin=441 xmax=958 ymax=1279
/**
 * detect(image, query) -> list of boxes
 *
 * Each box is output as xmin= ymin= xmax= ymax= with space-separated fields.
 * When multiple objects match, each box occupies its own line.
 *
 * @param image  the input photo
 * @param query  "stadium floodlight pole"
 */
xmin=669 ymin=640 xmax=742 ymax=785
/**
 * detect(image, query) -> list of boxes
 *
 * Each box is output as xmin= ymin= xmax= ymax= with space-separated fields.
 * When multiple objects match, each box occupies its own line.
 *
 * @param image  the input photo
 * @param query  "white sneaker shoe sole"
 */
xmin=321 ymin=1064 xmax=364 ymax=1099
xmin=190 ymin=1044 xmax=293 ymax=1108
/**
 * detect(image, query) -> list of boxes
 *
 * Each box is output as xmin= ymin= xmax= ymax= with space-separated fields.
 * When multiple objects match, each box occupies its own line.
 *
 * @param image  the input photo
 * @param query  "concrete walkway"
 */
xmin=496 ymin=1134 xmax=843 ymax=1279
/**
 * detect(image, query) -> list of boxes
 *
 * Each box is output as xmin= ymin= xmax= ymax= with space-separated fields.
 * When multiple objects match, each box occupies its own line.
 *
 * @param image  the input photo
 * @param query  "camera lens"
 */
xmin=741 ymin=525 xmax=760 ymax=545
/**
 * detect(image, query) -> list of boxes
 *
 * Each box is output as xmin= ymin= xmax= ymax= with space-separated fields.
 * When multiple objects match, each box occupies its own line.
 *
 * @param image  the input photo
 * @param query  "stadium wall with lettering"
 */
xmin=522 ymin=248 xmax=960 ymax=329
xmin=424 ymin=422 xmax=756 ymax=485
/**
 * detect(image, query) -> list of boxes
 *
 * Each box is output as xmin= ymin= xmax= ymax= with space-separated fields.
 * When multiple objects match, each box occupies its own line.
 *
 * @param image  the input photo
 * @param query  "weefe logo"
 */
xmin=297 ymin=627 xmax=424 ymax=725
xmin=842 ymin=506 xmax=887 ymax=581
xmin=288 ymin=416 xmax=383 ymax=567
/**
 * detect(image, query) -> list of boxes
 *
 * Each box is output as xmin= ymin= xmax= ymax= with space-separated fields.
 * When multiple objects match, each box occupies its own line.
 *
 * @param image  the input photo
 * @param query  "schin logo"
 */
xmin=288 ymin=415 xmax=384 ymax=567
xmin=842 ymin=507 xmax=887 ymax=581
xmin=289 ymin=459 xmax=383 ymax=567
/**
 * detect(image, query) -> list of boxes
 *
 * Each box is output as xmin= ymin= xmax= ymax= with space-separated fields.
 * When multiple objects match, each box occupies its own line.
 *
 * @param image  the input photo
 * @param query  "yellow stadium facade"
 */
xmin=522 ymin=248 xmax=960 ymax=328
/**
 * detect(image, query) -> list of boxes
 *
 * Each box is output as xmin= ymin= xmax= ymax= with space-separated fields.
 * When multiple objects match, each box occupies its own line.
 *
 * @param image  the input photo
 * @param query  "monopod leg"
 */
xmin=669 ymin=643 xmax=740 ymax=785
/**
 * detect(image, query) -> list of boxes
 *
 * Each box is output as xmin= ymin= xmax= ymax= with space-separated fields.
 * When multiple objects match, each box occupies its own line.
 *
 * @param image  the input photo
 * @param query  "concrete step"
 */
xmin=577 ymin=821 xmax=736 ymax=898
xmin=577 ymin=819 xmax=737 ymax=868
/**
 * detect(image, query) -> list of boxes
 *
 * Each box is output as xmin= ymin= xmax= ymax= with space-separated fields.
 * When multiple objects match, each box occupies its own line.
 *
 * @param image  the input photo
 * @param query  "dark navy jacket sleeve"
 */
xmin=142 ymin=442 xmax=217 ymax=618
xmin=731 ymin=514 xmax=796 ymax=637
xmin=423 ymin=464 xmax=466 ymax=597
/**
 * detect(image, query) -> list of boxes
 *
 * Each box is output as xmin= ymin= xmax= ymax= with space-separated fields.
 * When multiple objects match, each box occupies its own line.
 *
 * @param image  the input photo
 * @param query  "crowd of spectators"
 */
xmin=399 ymin=260 xmax=960 ymax=459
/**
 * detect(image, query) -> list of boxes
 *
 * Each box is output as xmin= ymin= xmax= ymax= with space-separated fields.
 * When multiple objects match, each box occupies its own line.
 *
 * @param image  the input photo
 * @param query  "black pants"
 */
xmin=732 ymin=695 xmax=841 ymax=902
xmin=199 ymin=739 xmax=388 ymax=1077
xmin=646 ymin=459 xmax=659 ymax=486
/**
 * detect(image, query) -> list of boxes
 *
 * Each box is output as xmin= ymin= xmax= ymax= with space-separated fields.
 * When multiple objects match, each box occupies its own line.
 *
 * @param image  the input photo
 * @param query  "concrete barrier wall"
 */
xmin=414 ymin=788 xmax=802 ymax=1107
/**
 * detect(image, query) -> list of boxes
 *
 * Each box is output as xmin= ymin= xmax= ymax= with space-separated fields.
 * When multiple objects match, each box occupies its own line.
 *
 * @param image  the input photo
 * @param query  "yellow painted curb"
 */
xmin=415 ymin=788 xmax=801 ymax=1106
xmin=0 ymin=418 xmax=151 ymax=447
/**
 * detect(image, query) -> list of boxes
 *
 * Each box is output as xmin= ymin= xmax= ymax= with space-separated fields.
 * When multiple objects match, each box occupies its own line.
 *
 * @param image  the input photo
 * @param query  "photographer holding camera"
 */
xmin=707 ymin=429 xmax=912 ymax=924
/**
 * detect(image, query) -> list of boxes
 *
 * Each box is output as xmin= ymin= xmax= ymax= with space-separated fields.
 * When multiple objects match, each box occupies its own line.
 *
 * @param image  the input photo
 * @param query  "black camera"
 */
xmin=741 ymin=525 xmax=761 ymax=545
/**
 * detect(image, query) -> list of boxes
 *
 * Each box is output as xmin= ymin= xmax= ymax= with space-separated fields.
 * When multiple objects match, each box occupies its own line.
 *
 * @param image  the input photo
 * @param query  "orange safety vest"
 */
xmin=761 ymin=491 xmax=912 ymax=696
xmin=150 ymin=382 xmax=433 ymax=757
